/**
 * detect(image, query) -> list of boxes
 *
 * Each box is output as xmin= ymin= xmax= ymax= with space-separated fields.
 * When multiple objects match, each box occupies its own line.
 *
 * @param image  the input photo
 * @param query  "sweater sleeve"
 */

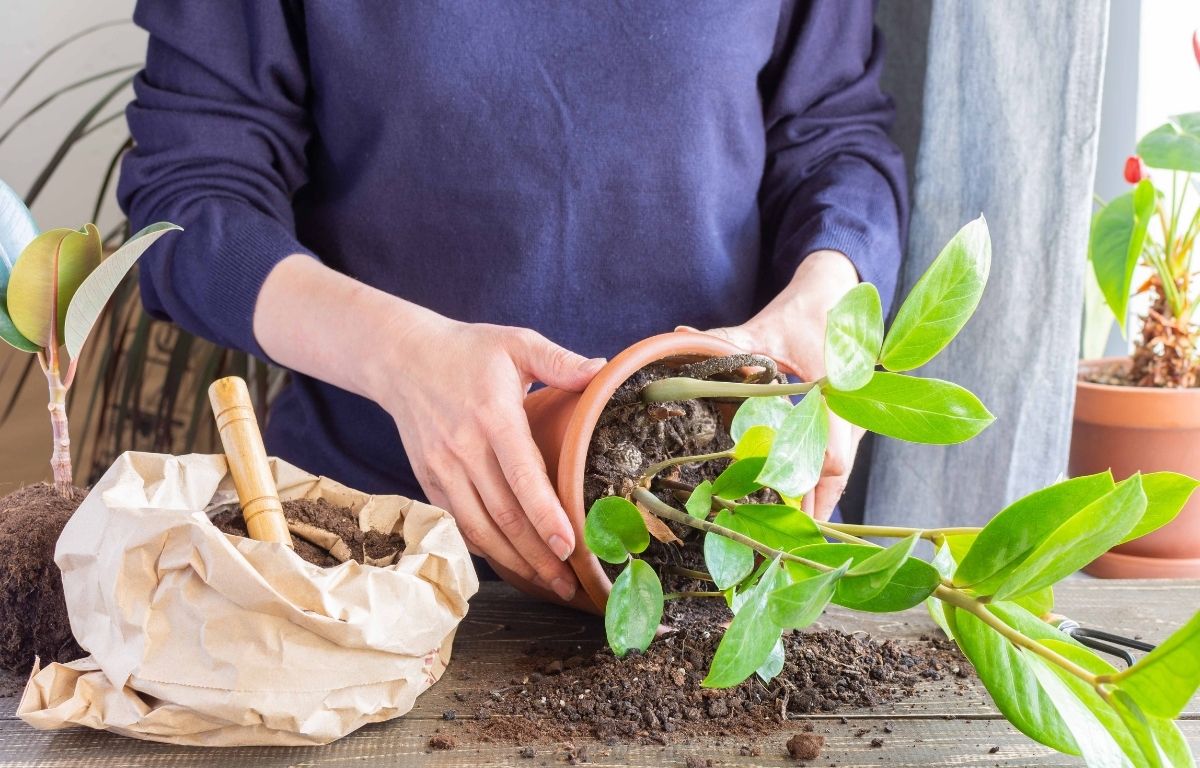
xmin=759 ymin=0 xmax=909 ymax=313
xmin=117 ymin=0 xmax=314 ymax=360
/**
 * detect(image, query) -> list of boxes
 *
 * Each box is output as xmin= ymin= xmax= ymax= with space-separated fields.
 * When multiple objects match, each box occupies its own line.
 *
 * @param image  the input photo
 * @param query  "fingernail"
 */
xmin=548 ymin=534 xmax=573 ymax=561
xmin=674 ymin=325 xmax=700 ymax=333
xmin=582 ymin=357 xmax=607 ymax=375
xmin=552 ymin=577 xmax=577 ymax=602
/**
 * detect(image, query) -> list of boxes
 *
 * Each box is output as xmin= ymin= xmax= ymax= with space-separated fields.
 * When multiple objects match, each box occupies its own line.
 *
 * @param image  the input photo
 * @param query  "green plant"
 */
xmin=586 ymin=216 xmax=1200 ymax=767
xmin=1088 ymin=33 xmax=1200 ymax=387
xmin=0 ymin=178 xmax=177 ymax=494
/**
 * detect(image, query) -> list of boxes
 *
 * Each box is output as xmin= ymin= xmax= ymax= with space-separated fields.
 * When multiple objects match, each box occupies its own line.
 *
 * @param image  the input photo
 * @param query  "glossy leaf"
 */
xmin=704 ymin=509 xmax=755 ymax=589
xmin=1111 ymin=689 xmax=1194 ymax=768
xmin=768 ymin=559 xmax=850 ymax=628
xmin=839 ymin=533 xmax=920 ymax=603
xmin=880 ymin=215 xmax=990 ymax=371
xmin=993 ymin=475 xmax=1146 ymax=600
xmin=685 ymin=480 xmax=713 ymax=519
xmin=954 ymin=472 xmax=1115 ymax=590
xmin=1137 ymin=112 xmax=1200 ymax=172
xmin=729 ymin=503 xmax=823 ymax=552
xmin=824 ymin=282 xmax=883 ymax=391
xmin=584 ymin=496 xmax=649 ymax=564
xmin=711 ymin=457 xmax=766 ymax=500
xmin=1112 ymin=611 xmax=1200 ymax=720
xmin=7 ymin=224 xmax=101 ymax=348
xmin=1120 ymin=471 xmax=1200 ymax=544
xmin=605 ymin=559 xmax=663 ymax=657
xmin=730 ymin=395 xmax=792 ymax=443
xmin=787 ymin=543 xmax=939 ymax=612
xmin=757 ymin=387 xmax=827 ymax=497
xmin=64 ymin=222 xmax=180 ymax=360
xmin=1024 ymin=649 xmax=1127 ymax=767
xmin=824 ymin=372 xmax=994 ymax=445
xmin=1090 ymin=180 xmax=1155 ymax=328
xmin=703 ymin=559 xmax=788 ymax=687
xmin=756 ymin=637 xmax=786 ymax=683
xmin=0 ymin=177 xmax=37 ymax=270
xmin=733 ymin=424 xmax=775 ymax=459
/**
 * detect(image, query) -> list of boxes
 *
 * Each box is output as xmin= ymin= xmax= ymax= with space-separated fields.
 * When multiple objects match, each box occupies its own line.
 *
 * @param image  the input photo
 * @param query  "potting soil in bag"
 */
xmin=17 ymin=452 xmax=478 ymax=746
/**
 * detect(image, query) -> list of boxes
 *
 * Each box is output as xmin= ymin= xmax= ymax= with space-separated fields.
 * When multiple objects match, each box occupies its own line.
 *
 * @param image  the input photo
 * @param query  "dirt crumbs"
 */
xmin=786 ymin=731 xmax=824 ymax=760
xmin=0 ymin=483 xmax=87 ymax=672
xmin=427 ymin=731 xmax=455 ymax=750
xmin=212 ymin=498 xmax=403 ymax=567
xmin=465 ymin=626 xmax=965 ymax=745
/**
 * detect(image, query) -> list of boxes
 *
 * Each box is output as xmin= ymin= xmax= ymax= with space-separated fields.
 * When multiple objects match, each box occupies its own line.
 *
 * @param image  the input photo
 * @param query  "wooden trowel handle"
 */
xmin=209 ymin=376 xmax=294 ymax=548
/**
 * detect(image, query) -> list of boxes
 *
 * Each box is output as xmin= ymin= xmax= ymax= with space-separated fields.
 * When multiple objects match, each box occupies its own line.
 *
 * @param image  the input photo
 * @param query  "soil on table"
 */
xmin=211 ymin=497 xmax=403 ymax=567
xmin=0 ymin=483 xmax=86 ymax=672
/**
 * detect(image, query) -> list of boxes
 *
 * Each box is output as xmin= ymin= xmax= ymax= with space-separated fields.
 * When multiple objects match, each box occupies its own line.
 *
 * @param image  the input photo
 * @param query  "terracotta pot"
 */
xmin=489 ymin=331 xmax=746 ymax=614
xmin=1072 ymin=358 xmax=1200 ymax=578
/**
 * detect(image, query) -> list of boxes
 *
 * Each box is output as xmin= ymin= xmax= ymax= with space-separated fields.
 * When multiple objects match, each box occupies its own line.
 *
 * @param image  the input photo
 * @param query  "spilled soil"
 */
xmin=212 ymin=498 xmax=404 ymax=566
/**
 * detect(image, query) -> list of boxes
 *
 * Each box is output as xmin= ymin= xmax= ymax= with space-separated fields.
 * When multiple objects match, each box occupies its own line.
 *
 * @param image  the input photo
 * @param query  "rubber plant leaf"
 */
xmin=583 ymin=496 xmax=649 ymax=564
xmin=1090 ymin=180 xmax=1155 ymax=330
xmin=838 ymin=533 xmax=920 ymax=603
xmin=7 ymin=224 xmax=101 ymax=348
xmin=1137 ymin=112 xmax=1200 ymax=173
xmin=787 ymin=543 xmax=939 ymax=613
xmin=604 ymin=559 xmax=663 ymax=657
xmin=730 ymin=395 xmax=792 ymax=443
xmin=824 ymin=372 xmax=994 ymax=445
xmin=64 ymin=222 xmax=180 ymax=360
xmin=880 ymin=215 xmax=990 ymax=371
xmin=756 ymin=387 xmax=827 ymax=497
xmin=1110 ymin=611 xmax=1200 ymax=721
xmin=703 ymin=557 xmax=788 ymax=688
xmin=0 ymin=179 xmax=41 ymax=352
xmin=824 ymin=282 xmax=883 ymax=391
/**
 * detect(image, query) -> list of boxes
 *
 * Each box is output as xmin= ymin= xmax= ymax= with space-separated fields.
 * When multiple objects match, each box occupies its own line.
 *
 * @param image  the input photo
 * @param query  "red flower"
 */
xmin=1124 ymin=155 xmax=1147 ymax=184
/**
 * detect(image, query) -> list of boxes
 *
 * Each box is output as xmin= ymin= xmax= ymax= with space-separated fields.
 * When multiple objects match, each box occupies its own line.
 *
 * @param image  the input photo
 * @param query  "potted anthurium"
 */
xmin=1075 ymin=34 xmax=1200 ymax=578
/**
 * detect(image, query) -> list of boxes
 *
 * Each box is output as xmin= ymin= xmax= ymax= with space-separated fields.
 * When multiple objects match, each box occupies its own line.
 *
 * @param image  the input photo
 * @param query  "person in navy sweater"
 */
xmin=118 ymin=1 xmax=908 ymax=602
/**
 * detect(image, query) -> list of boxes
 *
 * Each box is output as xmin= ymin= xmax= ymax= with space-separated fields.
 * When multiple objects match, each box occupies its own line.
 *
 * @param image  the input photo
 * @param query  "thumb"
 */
xmin=676 ymin=324 xmax=757 ymax=353
xmin=512 ymin=331 xmax=606 ymax=392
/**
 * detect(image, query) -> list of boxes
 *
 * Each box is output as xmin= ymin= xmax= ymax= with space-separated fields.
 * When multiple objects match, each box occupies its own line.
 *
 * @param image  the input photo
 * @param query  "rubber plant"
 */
xmin=0 ymin=178 xmax=179 ymax=495
xmin=585 ymin=216 xmax=1200 ymax=767
xmin=1089 ymin=34 xmax=1200 ymax=386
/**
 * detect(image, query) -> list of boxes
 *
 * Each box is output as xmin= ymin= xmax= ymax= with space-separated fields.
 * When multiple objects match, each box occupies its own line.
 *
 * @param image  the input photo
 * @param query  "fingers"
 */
xmin=511 ymin=330 xmax=605 ymax=392
xmin=810 ymin=417 xmax=860 ymax=522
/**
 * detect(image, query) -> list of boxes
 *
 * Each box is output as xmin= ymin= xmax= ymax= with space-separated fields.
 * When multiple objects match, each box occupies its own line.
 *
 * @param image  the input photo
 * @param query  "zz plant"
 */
xmin=585 ymin=216 xmax=1200 ymax=767
xmin=0 ymin=178 xmax=178 ymax=495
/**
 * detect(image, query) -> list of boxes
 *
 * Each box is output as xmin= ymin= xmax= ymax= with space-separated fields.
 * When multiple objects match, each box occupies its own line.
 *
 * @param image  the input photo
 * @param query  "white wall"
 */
xmin=0 ymin=0 xmax=142 ymax=232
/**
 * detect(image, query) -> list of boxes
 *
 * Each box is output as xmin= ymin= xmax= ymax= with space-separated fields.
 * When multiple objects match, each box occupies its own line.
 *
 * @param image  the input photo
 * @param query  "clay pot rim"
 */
xmin=1077 ymin=357 xmax=1200 ymax=396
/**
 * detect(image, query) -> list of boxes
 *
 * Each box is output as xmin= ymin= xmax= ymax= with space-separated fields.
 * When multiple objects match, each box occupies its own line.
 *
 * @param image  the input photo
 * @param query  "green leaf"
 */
xmin=0 ymin=177 xmax=37 ymax=270
xmin=584 ymin=496 xmax=650 ymax=564
xmin=711 ymin=457 xmax=766 ymax=500
xmin=729 ymin=503 xmax=823 ymax=551
xmin=839 ymin=533 xmax=920 ymax=603
xmin=756 ymin=637 xmax=786 ymax=683
xmin=950 ymin=605 xmax=1080 ymax=755
xmin=1023 ymin=648 xmax=1129 ymax=767
xmin=824 ymin=282 xmax=883 ymax=391
xmin=824 ymin=372 xmax=993 ymax=445
xmin=1111 ymin=688 xmax=1195 ymax=768
xmin=64 ymin=222 xmax=180 ymax=360
xmin=7 ymin=224 xmax=101 ymax=348
xmin=954 ymin=472 xmax=1116 ymax=589
xmin=1090 ymin=181 xmax=1155 ymax=328
xmin=703 ymin=559 xmax=788 ymax=688
xmin=768 ymin=559 xmax=849 ymax=628
xmin=733 ymin=424 xmax=775 ymax=459
xmin=756 ymin=387 xmax=828 ymax=497
xmin=730 ymin=395 xmax=792 ymax=443
xmin=787 ymin=543 xmax=939 ymax=612
xmin=1121 ymin=471 xmax=1200 ymax=544
xmin=1013 ymin=585 xmax=1055 ymax=617
xmin=993 ymin=476 xmax=1147 ymax=600
xmin=605 ymin=559 xmax=663 ymax=657
xmin=704 ymin=509 xmax=755 ymax=589
xmin=1137 ymin=112 xmax=1200 ymax=172
xmin=685 ymin=480 xmax=713 ymax=519
xmin=1112 ymin=611 xmax=1200 ymax=720
xmin=880 ymin=215 xmax=991 ymax=371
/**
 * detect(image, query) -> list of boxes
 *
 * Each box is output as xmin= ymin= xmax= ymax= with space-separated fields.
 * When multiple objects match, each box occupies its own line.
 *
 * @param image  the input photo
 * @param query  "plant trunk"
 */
xmin=1131 ymin=277 xmax=1198 ymax=388
xmin=47 ymin=373 xmax=73 ymax=497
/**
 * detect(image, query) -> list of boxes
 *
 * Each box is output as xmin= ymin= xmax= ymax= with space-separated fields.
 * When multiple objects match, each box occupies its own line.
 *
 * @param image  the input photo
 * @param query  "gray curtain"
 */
xmin=861 ymin=1 xmax=1110 ymax=527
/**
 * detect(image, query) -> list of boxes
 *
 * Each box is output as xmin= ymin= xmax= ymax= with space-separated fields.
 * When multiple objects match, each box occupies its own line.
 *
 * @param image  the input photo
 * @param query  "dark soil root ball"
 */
xmin=0 ymin=484 xmax=86 ymax=672
xmin=786 ymin=732 xmax=825 ymax=761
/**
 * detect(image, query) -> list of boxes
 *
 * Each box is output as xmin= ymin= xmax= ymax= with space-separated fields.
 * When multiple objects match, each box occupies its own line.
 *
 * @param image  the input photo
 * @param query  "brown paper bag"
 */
xmin=17 ymin=452 xmax=478 ymax=746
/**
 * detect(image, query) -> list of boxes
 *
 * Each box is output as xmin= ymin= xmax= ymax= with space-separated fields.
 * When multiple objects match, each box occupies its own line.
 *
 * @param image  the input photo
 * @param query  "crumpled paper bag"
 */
xmin=17 ymin=452 xmax=478 ymax=746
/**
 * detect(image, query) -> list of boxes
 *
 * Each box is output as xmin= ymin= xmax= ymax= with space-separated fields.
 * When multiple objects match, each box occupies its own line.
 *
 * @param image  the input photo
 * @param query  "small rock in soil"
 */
xmin=989 ymin=746 xmax=1001 ymax=754
xmin=442 ymin=709 xmax=456 ymax=720
xmin=786 ymin=732 xmax=824 ymax=761
xmin=870 ymin=737 xmax=885 ymax=748
xmin=428 ymin=733 xmax=454 ymax=750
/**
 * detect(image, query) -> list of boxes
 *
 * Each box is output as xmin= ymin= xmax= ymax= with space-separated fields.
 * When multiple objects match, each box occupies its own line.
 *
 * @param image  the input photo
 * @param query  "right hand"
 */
xmin=376 ymin=314 xmax=604 ymax=602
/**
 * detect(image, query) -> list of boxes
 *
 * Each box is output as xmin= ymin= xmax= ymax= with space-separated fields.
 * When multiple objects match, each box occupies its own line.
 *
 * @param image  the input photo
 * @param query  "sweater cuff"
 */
xmin=205 ymin=215 xmax=314 ymax=362
xmin=775 ymin=219 xmax=901 ymax=315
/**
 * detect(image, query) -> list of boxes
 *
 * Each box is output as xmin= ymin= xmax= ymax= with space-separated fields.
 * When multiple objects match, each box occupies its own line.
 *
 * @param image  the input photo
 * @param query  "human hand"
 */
xmin=690 ymin=249 xmax=863 ymax=521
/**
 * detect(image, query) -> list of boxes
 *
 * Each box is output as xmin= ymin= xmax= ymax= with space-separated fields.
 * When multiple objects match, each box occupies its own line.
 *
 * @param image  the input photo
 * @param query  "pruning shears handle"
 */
xmin=1050 ymin=615 xmax=1156 ymax=668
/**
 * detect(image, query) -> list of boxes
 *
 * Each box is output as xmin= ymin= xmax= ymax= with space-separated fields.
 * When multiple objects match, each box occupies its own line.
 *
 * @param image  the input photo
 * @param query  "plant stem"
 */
xmin=41 ymin=355 xmax=73 ymax=497
xmin=823 ymin=522 xmax=983 ymax=541
xmin=639 ymin=450 xmax=734 ymax=488
xmin=642 ymin=377 xmax=820 ymax=403
xmin=667 ymin=565 xmax=714 ymax=582
xmin=816 ymin=523 xmax=875 ymax=546
xmin=664 ymin=590 xmax=724 ymax=600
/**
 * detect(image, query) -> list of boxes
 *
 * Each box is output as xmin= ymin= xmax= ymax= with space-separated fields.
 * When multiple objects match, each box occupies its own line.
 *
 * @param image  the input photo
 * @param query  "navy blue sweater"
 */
xmin=119 ymin=1 xmax=907 ymax=499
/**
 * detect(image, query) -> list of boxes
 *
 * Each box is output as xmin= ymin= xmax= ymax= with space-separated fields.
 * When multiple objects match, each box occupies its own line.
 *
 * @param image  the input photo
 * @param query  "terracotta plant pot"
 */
xmin=491 ymin=331 xmax=745 ymax=614
xmin=1072 ymin=358 xmax=1200 ymax=578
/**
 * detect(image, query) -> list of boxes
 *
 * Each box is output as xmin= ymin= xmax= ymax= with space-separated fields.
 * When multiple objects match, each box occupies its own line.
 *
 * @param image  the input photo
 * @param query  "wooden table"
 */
xmin=0 ymin=579 xmax=1196 ymax=767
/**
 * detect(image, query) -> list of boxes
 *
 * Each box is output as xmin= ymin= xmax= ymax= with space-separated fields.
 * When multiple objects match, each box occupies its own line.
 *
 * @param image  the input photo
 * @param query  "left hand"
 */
xmin=687 ymin=249 xmax=864 ymax=521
